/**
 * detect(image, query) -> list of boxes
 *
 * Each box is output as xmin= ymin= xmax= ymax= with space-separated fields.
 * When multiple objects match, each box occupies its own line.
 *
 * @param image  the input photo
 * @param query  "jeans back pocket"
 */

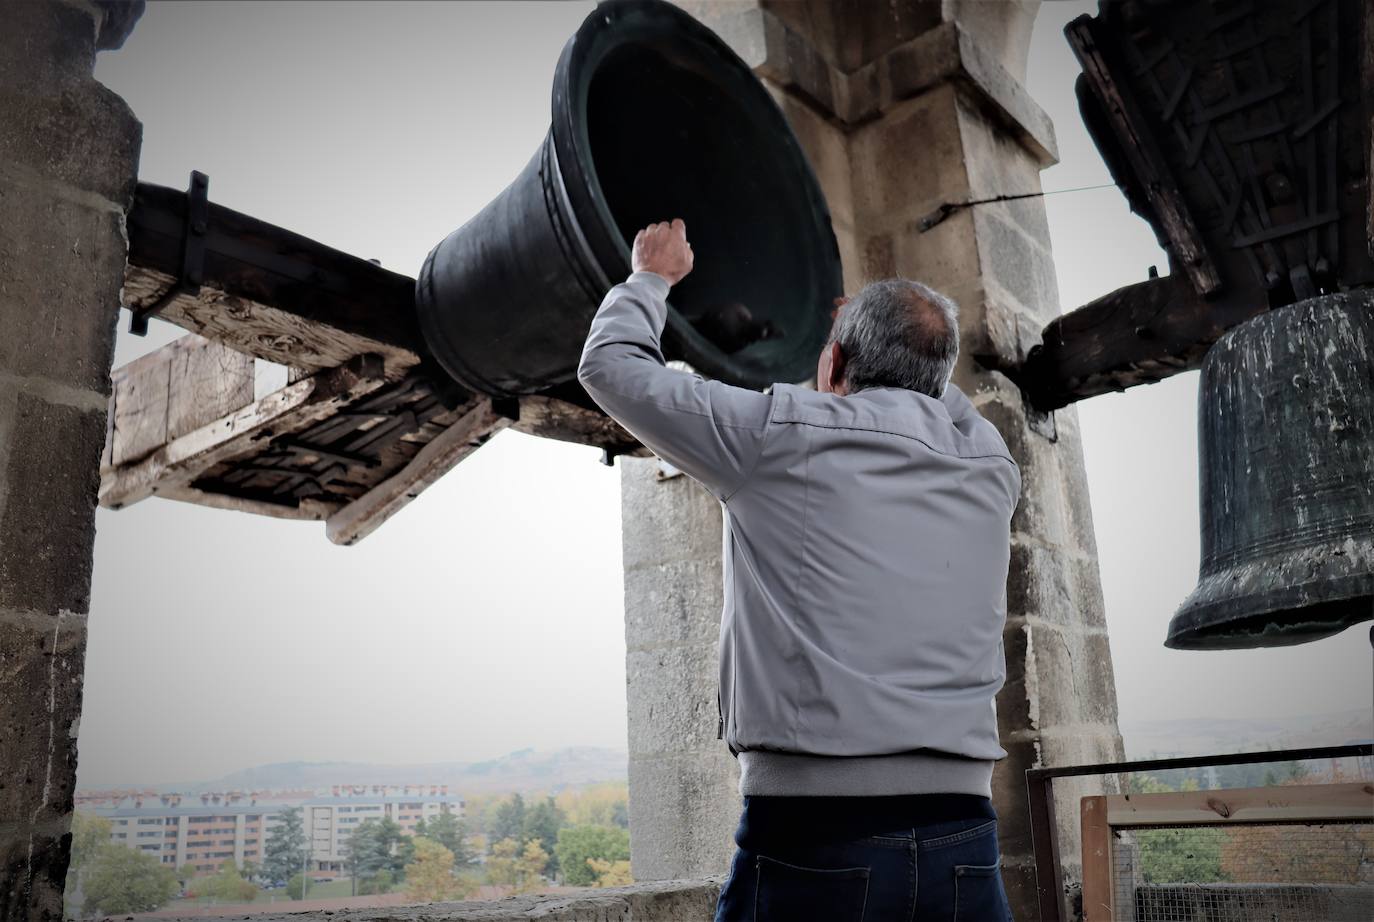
xmin=754 ymin=855 xmax=870 ymax=921
xmin=953 ymin=863 xmax=1010 ymax=922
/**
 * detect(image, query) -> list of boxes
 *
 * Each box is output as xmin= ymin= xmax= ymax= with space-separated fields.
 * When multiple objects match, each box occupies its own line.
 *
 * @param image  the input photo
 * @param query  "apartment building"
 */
xmin=302 ymin=795 xmax=464 ymax=877
xmin=96 ymin=803 xmax=284 ymax=873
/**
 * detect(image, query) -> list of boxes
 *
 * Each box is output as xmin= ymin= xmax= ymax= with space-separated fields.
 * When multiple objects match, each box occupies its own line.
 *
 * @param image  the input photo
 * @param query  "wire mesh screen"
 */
xmin=1113 ymin=822 xmax=1374 ymax=922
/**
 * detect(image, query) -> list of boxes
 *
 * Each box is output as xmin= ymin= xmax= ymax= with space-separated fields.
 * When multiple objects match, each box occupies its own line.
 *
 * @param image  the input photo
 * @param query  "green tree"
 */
xmin=522 ymin=798 xmax=566 ymax=876
xmin=347 ymin=817 xmax=410 ymax=888
xmin=555 ymin=825 xmax=631 ymax=887
xmin=64 ymin=811 xmax=113 ymax=916
xmin=186 ymin=860 xmax=258 ymax=902
xmin=491 ymin=794 xmax=526 ymax=847
xmin=68 ymin=812 xmax=112 ymax=878
xmin=285 ymin=872 xmax=313 ymax=900
xmin=81 ymin=846 xmax=179 ymax=915
xmin=415 ymin=809 xmax=476 ymax=869
xmin=263 ymin=805 xmax=308 ymax=886
xmin=404 ymin=836 xmax=473 ymax=901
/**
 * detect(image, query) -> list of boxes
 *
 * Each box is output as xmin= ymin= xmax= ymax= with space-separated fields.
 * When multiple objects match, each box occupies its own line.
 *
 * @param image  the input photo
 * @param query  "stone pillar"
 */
xmin=621 ymin=460 xmax=740 ymax=879
xmin=0 ymin=2 xmax=142 ymax=919
xmin=621 ymin=3 xmax=1122 ymax=918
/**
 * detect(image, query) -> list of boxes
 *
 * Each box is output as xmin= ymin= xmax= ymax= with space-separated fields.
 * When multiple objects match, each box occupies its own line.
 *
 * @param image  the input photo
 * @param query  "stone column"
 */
xmin=620 ymin=461 xmax=740 ymax=880
xmin=0 ymin=2 xmax=142 ymax=918
xmin=622 ymin=3 xmax=1122 ymax=918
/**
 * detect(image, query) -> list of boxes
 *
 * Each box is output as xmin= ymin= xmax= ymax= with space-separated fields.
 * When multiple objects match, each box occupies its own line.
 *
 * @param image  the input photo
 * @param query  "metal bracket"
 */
xmin=130 ymin=170 xmax=210 ymax=335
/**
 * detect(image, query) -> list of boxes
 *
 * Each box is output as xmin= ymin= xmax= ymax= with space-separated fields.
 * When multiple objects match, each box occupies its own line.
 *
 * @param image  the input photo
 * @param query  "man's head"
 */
xmin=817 ymin=279 xmax=960 ymax=398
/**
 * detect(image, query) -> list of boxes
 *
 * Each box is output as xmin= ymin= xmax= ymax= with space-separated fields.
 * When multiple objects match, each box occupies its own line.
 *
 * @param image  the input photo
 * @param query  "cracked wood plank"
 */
xmin=325 ymin=400 xmax=510 ymax=545
xmin=101 ymin=354 xmax=386 ymax=510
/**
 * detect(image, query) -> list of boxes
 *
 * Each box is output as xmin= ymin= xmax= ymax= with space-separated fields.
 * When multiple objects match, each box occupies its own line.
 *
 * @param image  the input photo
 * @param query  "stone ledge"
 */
xmin=155 ymin=878 xmax=724 ymax=922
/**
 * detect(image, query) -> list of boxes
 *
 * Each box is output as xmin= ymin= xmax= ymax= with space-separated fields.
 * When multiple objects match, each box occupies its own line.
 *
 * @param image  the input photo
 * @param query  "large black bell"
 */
xmin=416 ymin=0 xmax=841 ymax=398
xmin=1167 ymin=293 xmax=1374 ymax=650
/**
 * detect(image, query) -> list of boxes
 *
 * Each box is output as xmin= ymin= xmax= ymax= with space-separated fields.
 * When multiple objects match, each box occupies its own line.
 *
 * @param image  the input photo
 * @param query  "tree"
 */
xmin=522 ymin=798 xmax=566 ymax=876
xmin=263 ymin=806 xmax=308 ymax=886
xmin=556 ymin=782 xmax=630 ymax=829
xmin=491 ymin=794 xmax=526 ymax=847
xmin=484 ymin=837 xmax=521 ymax=888
xmin=516 ymin=839 xmax=551 ymax=893
xmin=587 ymin=857 xmax=633 ymax=887
xmin=404 ymin=837 xmax=472 ymax=901
xmin=415 ymin=810 xmax=476 ymax=869
xmin=285 ymin=872 xmax=313 ymax=900
xmin=81 ymin=846 xmax=179 ymax=915
xmin=347 ymin=817 xmax=410 ymax=889
xmin=186 ymin=860 xmax=258 ymax=902
xmin=65 ymin=811 xmax=113 ymax=916
xmin=555 ymin=825 xmax=631 ymax=887
xmin=68 ymin=812 xmax=112 ymax=878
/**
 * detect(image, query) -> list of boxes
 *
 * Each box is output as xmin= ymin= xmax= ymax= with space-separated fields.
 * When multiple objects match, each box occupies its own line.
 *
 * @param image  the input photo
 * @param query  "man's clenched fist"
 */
xmin=632 ymin=219 xmax=694 ymax=286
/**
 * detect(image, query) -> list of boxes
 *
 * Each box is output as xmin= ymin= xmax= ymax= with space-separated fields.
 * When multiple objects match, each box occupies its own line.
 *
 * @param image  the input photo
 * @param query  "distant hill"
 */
xmin=1120 ymin=707 xmax=1373 ymax=759
xmin=160 ymin=746 xmax=627 ymax=795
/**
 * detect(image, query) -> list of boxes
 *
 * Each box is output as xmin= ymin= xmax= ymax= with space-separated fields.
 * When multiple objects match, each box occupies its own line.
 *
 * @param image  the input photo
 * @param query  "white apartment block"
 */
xmin=302 ymin=795 xmax=465 ymax=877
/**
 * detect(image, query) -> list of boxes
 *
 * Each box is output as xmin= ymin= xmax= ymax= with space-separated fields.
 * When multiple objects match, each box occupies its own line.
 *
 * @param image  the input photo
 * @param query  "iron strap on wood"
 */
xmin=129 ymin=170 xmax=209 ymax=335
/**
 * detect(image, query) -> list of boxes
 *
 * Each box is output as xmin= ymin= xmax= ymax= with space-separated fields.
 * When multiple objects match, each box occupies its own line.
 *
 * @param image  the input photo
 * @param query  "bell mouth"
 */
xmin=552 ymin=0 xmax=842 ymax=389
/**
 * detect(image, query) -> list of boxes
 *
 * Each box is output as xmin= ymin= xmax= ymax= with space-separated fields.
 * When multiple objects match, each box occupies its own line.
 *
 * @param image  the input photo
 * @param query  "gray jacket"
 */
xmin=578 ymin=273 xmax=1021 ymax=797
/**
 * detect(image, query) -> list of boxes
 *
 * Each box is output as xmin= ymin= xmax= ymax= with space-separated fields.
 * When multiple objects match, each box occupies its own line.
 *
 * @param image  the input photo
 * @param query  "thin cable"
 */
xmin=918 ymin=182 xmax=1119 ymax=231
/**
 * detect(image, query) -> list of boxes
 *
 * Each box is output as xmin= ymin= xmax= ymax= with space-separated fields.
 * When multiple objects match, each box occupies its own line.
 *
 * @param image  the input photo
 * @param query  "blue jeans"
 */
xmin=715 ymin=795 xmax=1014 ymax=922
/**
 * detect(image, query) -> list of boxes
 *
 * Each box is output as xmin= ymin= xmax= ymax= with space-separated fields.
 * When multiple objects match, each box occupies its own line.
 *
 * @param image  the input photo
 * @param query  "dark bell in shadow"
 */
xmin=692 ymin=302 xmax=781 ymax=355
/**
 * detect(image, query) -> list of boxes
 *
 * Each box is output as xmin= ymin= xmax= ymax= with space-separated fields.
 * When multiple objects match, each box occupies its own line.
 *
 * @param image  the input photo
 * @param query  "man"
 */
xmin=578 ymin=219 xmax=1020 ymax=921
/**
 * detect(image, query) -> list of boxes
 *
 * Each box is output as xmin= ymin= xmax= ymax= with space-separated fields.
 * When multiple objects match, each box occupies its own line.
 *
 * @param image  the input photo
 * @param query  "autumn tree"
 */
xmin=484 ymin=837 xmax=521 ymax=888
xmin=404 ymin=837 xmax=465 ymax=901
xmin=517 ymin=839 xmax=551 ymax=893
xmin=556 ymin=782 xmax=630 ymax=830
xmin=587 ymin=857 xmax=633 ymax=887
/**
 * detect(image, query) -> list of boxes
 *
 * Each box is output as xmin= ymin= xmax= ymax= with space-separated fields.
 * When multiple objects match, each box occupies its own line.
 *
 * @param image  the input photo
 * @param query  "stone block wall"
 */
xmin=0 ymin=2 xmax=141 ymax=918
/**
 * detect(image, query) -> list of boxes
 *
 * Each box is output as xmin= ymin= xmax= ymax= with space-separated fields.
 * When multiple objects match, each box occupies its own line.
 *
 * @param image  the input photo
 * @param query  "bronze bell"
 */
xmin=1167 ymin=292 xmax=1374 ymax=649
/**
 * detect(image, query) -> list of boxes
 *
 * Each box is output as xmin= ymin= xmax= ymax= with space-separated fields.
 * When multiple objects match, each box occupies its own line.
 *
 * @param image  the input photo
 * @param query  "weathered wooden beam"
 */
xmin=1066 ymin=15 xmax=1221 ymax=296
xmin=101 ymin=353 xmax=386 ymax=509
xmin=1102 ymin=782 xmax=1374 ymax=827
xmin=124 ymin=181 xmax=422 ymax=375
xmin=1013 ymin=274 xmax=1268 ymax=412
xmin=1079 ymin=797 xmax=1113 ymax=922
xmin=156 ymin=484 xmax=339 ymax=521
xmin=325 ymin=400 xmax=510 ymax=546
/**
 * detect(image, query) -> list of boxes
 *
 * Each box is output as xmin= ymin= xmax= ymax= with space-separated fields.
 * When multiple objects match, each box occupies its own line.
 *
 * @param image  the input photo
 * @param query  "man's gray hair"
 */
xmin=829 ymin=278 xmax=960 ymax=398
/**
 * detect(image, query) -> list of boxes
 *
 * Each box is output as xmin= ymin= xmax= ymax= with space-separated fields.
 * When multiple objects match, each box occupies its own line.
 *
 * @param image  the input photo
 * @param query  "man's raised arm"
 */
xmin=577 ymin=220 xmax=771 ymax=501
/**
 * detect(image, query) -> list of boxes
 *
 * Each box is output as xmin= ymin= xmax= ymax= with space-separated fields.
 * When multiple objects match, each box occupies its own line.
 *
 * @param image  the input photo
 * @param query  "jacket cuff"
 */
xmin=627 ymin=271 xmax=672 ymax=300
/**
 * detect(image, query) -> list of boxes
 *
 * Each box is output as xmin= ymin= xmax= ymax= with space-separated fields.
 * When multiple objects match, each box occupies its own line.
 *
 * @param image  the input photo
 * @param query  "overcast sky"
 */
xmin=80 ymin=1 xmax=1371 ymax=789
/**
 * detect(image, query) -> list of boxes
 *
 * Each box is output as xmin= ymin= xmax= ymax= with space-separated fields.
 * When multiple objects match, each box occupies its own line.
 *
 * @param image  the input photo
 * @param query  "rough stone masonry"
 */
xmin=621 ymin=3 xmax=1125 ymax=921
xmin=0 ymin=1 xmax=142 ymax=918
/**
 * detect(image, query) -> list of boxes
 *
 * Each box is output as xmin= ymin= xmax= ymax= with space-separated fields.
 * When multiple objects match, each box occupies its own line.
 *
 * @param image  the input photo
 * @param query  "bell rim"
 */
xmin=1167 ymin=569 xmax=1374 ymax=650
